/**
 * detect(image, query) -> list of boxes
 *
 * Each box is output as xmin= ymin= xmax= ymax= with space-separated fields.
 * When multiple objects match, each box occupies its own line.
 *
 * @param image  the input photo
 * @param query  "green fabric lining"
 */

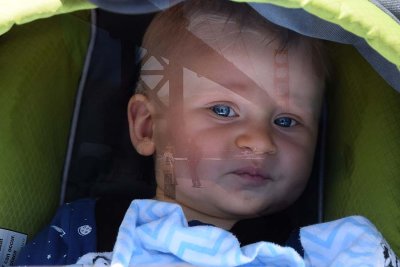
xmin=0 ymin=11 xmax=90 ymax=237
xmin=0 ymin=0 xmax=95 ymax=36
xmin=236 ymin=0 xmax=400 ymax=69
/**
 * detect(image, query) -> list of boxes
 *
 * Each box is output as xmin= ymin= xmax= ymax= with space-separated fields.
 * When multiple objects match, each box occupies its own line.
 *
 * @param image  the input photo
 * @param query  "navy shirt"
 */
xmin=16 ymin=199 xmax=97 ymax=265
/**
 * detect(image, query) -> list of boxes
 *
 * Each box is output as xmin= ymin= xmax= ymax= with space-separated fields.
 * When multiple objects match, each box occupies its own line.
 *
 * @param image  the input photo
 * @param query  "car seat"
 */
xmin=0 ymin=0 xmax=399 ymax=264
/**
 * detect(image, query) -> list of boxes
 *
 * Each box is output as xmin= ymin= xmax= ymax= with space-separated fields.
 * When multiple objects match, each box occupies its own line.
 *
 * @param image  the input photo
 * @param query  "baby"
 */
xmin=127 ymin=0 xmax=325 ymax=231
xmin=18 ymin=1 xmax=399 ymax=266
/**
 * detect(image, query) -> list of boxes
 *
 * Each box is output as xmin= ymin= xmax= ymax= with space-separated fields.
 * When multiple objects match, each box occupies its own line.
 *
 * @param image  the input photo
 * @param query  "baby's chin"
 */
xmin=213 ymin=202 xmax=275 ymax=220
xmin=222 ymin=197 xmax=300 ymax=220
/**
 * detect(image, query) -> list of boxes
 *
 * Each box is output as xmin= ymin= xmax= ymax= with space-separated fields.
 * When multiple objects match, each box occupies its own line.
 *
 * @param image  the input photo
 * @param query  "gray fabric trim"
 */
xmin=250 ymin=3 xmax=400 ymax=93
xmin=88 ymin=0 xmax=184 ymax=14
xmin=60 ymin=10 xmax=98 ymax=205
xmin=371 ymin=0 xmax=400 ymax=20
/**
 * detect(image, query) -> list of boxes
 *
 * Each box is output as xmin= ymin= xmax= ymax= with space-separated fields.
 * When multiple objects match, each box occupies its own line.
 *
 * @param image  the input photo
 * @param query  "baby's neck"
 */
xmin=154 ymin=189 xmax=237 ymax=230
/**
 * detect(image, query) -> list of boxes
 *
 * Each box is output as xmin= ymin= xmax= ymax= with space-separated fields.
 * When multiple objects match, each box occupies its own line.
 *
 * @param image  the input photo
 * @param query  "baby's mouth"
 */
xmin=231 ymin=166 xmax=271 ymax=184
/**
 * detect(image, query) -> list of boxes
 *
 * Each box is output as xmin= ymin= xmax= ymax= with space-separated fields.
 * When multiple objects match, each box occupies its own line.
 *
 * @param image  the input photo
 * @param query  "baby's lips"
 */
xmin=232 ymin=166 xmax=270 ymax=180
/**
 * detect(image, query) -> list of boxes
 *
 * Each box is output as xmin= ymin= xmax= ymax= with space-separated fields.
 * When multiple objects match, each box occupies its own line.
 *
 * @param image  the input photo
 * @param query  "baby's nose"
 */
xmin=234 ymin=125 xmax=277 ymax=155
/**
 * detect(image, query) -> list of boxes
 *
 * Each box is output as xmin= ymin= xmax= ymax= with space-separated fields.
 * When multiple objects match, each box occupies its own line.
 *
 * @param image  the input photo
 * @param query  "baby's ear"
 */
xmin=127 ymin=94 xmax=156 ymax=156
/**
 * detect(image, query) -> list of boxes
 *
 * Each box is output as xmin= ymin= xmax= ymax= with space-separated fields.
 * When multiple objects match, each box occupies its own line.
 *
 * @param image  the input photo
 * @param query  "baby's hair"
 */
xmin=136 ymin=0 xmax=329 ymax=94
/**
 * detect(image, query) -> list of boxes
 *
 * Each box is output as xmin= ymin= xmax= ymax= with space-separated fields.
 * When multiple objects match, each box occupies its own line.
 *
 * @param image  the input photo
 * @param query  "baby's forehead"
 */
xmin=142 ymin=11 xmax=279 ymax=71
xmin=186 ymin=11 xmax=276 ymax=50
xmin=138 ymin=3 xmax=324 ymax=104
xmin=140 ymin=2 xmax=293 ymax=68
xmin=187 ymin=11 xmax=266 ymax=33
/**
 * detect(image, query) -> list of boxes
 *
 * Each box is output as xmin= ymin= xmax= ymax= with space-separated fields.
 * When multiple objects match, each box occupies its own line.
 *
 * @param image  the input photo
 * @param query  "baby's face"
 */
xmin=143 ymin=22 xmax=323 ymax=220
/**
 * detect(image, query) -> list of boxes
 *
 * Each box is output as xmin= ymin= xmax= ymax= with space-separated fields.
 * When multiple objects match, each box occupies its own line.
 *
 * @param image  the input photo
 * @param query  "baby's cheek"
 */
xmin=289 ymin=170 xmax=312 ymax=205
xmin=284 ymin=135 xmax=315 ymax=166
xmin=280 ymin=147 xmax=314 ymax=187
xmin=198 ymin=157 xmax=224 ymax=174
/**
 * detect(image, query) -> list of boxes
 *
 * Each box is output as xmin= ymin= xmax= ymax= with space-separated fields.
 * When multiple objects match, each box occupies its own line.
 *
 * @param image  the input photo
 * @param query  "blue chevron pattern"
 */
xmin=301 ymin=216 xmax=391 ymax=267
xmin=110 ymin=200 xmax=305 ymax=266
xmin=87 ymin=200 xmax=398 ymax=267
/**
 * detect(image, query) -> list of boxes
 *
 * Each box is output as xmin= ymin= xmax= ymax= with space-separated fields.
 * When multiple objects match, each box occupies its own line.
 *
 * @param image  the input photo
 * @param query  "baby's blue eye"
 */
xmin=274 ymin=117 xmax=297 ymax=127
xmin=210 ymin=105 xmax=236 ymax=117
